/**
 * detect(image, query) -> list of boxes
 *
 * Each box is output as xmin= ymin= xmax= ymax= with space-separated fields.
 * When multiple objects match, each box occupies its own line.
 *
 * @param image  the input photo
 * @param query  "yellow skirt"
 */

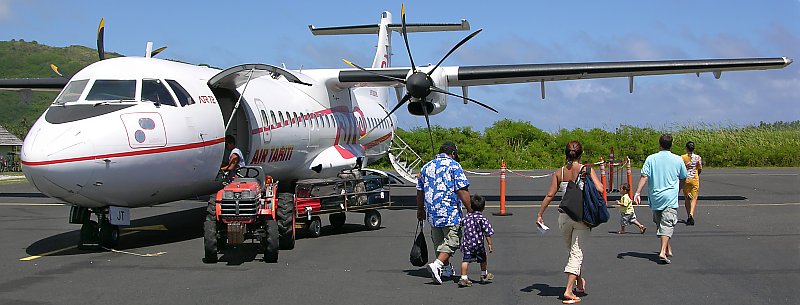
xmin=683 ymin=179 xmax=699 ymax=199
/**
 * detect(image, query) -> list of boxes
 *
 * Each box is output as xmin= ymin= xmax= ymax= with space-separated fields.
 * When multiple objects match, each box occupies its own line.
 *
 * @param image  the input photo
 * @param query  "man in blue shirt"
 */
xmin=634 ymin=134 xmax=688 ymax=264
xmin=417 ymin=141 xmax=473 ymax=284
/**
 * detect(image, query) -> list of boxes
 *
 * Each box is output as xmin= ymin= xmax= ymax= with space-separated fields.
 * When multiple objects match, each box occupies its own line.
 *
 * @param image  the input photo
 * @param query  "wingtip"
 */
xmin=785 ymin=57 xmax=793 ymax=66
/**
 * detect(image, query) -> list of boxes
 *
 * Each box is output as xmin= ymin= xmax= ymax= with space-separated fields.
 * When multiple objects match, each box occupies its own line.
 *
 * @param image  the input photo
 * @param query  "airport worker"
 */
xmin=681 ymin=141 xmax=703 ymax=226
xmin=537 ymin=140 xmax=603 ymax=304
xmin=458 ymin=194 xmax=495 ymax=287
xmin=220 ymin=135 xmax=246 ymax=181
xmin=633 ymin=134 xmax=688 ymax=264
xmin=416 ymin=141 xmax=473 ymax=285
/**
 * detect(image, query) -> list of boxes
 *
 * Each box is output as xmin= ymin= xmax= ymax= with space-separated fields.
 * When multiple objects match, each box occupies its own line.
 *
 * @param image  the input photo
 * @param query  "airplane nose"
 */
xmin=21 ymin=123 xmax=99 ymax=206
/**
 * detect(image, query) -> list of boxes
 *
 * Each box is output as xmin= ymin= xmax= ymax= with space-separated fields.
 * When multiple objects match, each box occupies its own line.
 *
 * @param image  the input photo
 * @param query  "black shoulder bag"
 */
xmin=558 ymin=165 xmax=585 ymax=222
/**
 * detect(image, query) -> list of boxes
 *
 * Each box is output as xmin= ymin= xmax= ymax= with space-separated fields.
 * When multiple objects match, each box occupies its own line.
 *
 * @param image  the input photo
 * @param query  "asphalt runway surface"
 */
xmin=0 ymin=168 xmax=797 ymax=305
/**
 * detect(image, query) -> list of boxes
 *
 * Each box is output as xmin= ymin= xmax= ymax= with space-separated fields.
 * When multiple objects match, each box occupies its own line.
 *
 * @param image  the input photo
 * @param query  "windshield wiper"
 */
xmin=93 ymin=99 xmax=136 ymax=107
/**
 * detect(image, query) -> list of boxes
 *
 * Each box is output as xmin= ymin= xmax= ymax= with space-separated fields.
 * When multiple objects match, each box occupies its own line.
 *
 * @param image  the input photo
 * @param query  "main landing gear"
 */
xmin=71 ymin=206 xmax=120 ymax=249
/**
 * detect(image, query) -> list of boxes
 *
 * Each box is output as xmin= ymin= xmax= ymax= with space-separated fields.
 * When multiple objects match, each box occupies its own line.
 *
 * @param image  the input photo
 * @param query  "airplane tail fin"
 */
xmin=309 ymin=12 xmax=470 ymax=69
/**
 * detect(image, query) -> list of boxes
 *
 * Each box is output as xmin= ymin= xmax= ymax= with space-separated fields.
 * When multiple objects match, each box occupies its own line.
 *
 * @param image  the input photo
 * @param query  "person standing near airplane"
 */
xmin=634 ymin=134 xmax=688 ymax=264
xmin=681 ymin=141 xmax=702 ymax=226
xmin=220 ymin=135 xmax=246 ymax=181
xmin=417 ymin=141 xmax=473 ymax=284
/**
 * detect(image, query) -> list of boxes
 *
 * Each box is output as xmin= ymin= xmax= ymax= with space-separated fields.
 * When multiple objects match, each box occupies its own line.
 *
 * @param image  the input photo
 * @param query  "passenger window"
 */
xmin=301 ymin=113 xmax=307 ymax=127
xmin=270 ymin=111 xmax=277 ymax=127
xmin=85 ymin=80 xmax=136 ymax=101
xmin=54 ymin=79 xmax=90 ymax=105
xmin=165 ymin=80 xmax=195 ymax=106
xmin=326 ymin=115 xmax=331 ymax=128
xmin=284 ymin=112 xmax=291 ymax=126
xmin=141 ymin=79 xmax=177 ymax=106
xmin=260 ymin=110 xmax=269 ymax=127
xmin=293 ymin=112 xmax=299 ymax=127
xmin=278 ymin=112 xmax=285 ymax=126
xmin=314 ymin=114 xmax=320 ymax=128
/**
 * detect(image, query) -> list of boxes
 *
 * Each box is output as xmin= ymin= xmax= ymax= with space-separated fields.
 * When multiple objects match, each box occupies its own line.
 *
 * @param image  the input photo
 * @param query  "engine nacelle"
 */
xmin=407 ymin=66 xmax=447 ymax=116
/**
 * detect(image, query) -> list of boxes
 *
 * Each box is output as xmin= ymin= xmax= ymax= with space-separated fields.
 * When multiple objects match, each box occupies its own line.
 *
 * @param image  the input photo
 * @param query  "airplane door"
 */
xmin=254 ymin=99 xmax=271 ymax=144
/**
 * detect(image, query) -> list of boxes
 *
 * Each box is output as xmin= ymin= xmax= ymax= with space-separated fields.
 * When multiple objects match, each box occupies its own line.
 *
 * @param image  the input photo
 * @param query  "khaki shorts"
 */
xmin=653 ymin=208 xmax=677 ymax=237
xmin=684 ymin=179 xmax=699 ymax=199
xmin=430 ymin=225 xmax=462 ymax=254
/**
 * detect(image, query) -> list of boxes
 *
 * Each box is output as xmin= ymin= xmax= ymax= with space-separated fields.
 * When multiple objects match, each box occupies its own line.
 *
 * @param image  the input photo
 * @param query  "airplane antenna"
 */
xmin=224 ymin=68 xmax=256 ymax=132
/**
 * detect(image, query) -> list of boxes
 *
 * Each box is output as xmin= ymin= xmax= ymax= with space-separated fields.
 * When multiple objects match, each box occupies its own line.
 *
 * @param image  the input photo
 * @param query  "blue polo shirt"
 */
xmin=641 ymin=150 xmax=688 ymax=211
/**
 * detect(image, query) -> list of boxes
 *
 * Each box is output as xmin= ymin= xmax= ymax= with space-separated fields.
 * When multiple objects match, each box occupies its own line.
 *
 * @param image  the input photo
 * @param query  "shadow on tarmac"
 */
xmin=616 ymin=251 xmax=663 ymax=264
xmin=520 ymin=283 xmax=565 ymax=297
xmin=25 ymin=207 xmax=207 ymax=257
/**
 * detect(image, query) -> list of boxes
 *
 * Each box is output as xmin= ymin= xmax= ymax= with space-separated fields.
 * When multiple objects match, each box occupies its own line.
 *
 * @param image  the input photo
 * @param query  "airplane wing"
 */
xmin=0 ymin=78 xmax=68 ymax=92
xmin=336 ymin=57 xmax=792 ymax=93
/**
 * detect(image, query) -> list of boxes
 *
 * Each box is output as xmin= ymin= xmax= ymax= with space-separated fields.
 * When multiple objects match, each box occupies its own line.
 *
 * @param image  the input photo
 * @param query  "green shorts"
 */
xmin=430 ymin=225 xmax=462 ymax=254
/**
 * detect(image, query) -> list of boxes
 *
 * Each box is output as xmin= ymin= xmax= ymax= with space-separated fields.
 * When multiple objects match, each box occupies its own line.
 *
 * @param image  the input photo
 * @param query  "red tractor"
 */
xmin=203 ymin=166 xmax=295 ymax=263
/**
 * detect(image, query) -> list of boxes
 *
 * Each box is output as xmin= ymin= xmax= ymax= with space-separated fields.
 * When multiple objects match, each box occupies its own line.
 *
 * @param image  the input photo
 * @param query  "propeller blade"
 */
xmin=150 ymin=46 xmax=167 ymax=57
xmin=429 ymin=29 xmax=483 ymax=75
xmin=401 ymin=4 xmax=417 ymax=72
xmin=429 ymin=86 xmax=498 ymax=113
xmin=420 ymin=99 xmax=435 ymax=152
xmin=97 ymin=18 xmax=106 ymax=60
xmin=361 ymin=94 xmax=411 ymax=140
xmin=49 ymin=64 xmax=63 ymax=77
xmin=342 ymin=59 xmax=407 ymax=83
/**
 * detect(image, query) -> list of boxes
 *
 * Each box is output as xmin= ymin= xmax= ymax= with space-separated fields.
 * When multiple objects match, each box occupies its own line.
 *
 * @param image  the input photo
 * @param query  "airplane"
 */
xmin=0 ymin=7 xmax=792 ymax=249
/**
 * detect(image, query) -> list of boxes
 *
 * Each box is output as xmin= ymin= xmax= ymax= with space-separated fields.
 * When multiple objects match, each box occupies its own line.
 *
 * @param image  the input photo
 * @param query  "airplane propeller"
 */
xmin=346 ymin=4 xmax=496 ymax=152
xmin=97 ymin=18 xmax=105 ymax=60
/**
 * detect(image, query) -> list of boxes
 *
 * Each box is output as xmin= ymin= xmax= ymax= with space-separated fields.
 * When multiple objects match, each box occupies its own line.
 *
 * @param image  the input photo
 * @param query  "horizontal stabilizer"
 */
xmin=309 ymin=20 xmax=469 ymax=35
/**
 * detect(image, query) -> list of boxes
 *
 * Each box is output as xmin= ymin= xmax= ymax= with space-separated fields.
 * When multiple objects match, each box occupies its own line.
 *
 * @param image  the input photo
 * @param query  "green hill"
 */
xmin=0 ymin=40 xmax=122 ymax=138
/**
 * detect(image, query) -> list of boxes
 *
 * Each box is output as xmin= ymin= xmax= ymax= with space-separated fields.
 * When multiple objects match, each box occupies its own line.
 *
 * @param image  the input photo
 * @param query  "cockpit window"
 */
xmin=165 ymin=79 xmax=194 ymax=106
xmin=85 ymin=80 xmax=136 ymax=101
xmin=54 ymin=79 xmax=90 ymax=105
xmin=142 ymin=79 xmax=177 ymax=107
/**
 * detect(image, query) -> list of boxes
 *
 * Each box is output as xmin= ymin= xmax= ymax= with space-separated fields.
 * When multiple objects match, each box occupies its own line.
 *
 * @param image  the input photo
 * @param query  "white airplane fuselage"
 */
xmin=21 ymin=56 xmax=395 ymax=208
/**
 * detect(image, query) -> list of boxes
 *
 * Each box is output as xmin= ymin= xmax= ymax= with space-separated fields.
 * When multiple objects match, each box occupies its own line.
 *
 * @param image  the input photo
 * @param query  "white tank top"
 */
xmin=230 ymin=148 xmax=246 ymax=169
xmin=558 ymin=165 xmax=585 ymax=192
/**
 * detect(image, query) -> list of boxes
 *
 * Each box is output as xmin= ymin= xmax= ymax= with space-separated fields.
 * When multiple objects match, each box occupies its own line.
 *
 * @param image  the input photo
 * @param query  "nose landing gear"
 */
xmin=72 ymin=206 xmax=120 ymax=249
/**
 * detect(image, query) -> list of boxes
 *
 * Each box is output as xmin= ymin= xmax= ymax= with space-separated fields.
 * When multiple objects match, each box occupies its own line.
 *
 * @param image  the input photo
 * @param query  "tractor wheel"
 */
xmin=276 ymin=193 xmax=296 ymax=250
xmin=364 ymin=210 xmax=381 ymax=230
xmin=262 ymin=219 xmax=279 ymax=263
xmin=99 ymin=220 xmax=120 ymax=248
xmin=306 ymin=216 xmax=322 ymax=238
xmin=203 ymin=212 xmax=218 ymax=264
xmin=329 ymin=213 xmax=346 ymax=229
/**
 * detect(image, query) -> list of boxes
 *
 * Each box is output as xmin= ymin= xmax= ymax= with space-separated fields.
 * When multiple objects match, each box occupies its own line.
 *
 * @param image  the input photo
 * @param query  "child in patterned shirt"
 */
xmin=458 ymin=194 xmax=495 ymax=287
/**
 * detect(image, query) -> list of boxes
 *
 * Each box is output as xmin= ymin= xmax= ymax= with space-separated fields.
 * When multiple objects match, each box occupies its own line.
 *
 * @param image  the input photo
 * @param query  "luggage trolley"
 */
xmin=293 ymin=171 xmax=391 ymax=238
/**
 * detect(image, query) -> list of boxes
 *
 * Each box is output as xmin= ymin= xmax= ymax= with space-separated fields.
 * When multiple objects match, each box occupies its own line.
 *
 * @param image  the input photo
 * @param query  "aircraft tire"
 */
xmin=78 ymin=220 xmax=99 ymax=250
xmin=276 ymin=193 xmax=295 ymax=250
xmin=99 ymin=221 xmax=120 ymax=248
xmin=203 ymin=212 xmax=218 ymax=264
xmin=262 ymin=219 xmax=279 ymax=263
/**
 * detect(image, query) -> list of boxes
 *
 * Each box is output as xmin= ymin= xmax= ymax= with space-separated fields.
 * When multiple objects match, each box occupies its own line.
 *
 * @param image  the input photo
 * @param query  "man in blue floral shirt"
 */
xmin=417 ymin=141 xmax=473 ymax=285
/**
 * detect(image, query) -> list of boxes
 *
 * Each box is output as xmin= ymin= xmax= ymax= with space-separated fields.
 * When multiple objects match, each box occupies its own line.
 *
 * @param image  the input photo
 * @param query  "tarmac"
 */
xmin=0 ymin=168 xmax=797 ymax=305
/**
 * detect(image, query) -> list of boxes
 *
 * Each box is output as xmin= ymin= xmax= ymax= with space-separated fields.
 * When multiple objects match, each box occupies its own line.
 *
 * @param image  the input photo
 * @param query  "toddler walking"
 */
xmin=617 ymin=183 xmax=647 ymax=234
xmin=459 ymin=194 xmax=495 ymax=287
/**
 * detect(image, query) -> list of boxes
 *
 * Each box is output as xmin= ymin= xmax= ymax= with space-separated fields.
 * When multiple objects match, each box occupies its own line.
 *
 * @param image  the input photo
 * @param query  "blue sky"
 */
xmin=1 ymin=0 xmax=798 ymax=132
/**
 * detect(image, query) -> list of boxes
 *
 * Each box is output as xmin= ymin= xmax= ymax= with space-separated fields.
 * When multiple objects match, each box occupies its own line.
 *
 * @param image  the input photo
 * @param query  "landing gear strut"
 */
xmin=73 ymin=206 xmax=120 ymax=249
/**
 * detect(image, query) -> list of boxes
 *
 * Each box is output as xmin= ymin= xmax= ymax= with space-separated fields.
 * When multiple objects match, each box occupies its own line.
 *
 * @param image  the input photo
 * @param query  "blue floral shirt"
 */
xmin=416 ymin=153 xmax=470 ymax=227
xmin=462 ymin=211 xmax=494 ymax=255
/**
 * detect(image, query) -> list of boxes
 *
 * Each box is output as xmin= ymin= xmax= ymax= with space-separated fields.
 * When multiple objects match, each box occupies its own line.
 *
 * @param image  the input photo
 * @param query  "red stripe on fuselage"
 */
xmin=21 ymin=137 xmax=225 ymax=166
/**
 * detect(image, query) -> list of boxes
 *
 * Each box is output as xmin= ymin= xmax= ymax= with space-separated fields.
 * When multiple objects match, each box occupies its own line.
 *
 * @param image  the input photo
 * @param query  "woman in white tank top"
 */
xmin=537 ymin=140 xmax=604 ymax=303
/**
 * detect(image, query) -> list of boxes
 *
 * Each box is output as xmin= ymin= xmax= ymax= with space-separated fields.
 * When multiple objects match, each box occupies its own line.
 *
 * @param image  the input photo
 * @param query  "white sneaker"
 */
xmin=426 ymin=262 xmax=443 ymax=284
xmin=442 ymin=264 xmax=455 ymax=278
